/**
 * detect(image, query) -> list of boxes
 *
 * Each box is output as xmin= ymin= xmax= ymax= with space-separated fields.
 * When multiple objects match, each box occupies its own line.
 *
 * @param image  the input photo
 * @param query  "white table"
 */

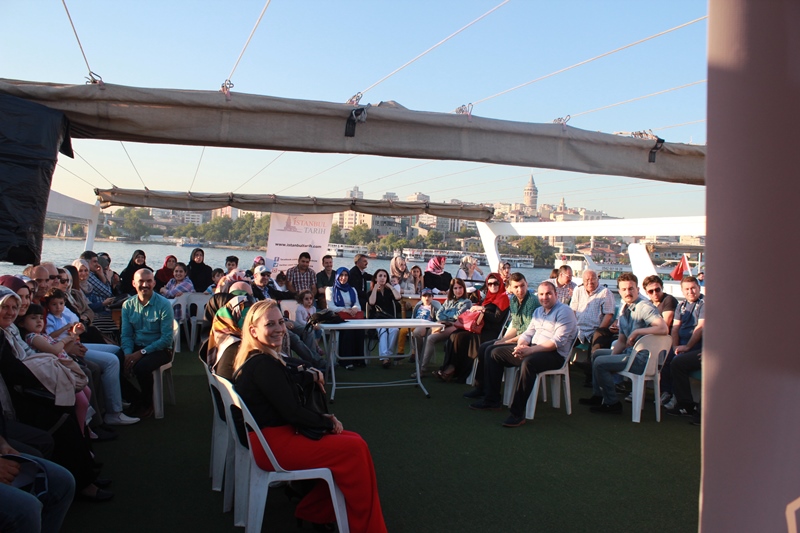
xmin=318 ymin=319 xmax=443 ymax=401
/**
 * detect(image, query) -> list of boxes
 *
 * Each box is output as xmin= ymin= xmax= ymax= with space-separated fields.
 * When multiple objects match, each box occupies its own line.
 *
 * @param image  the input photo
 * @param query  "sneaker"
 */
xmin=104 ymin=412 xmax=140 ymax=426
xmin=502 ymin=414 xmax=526 ymax=428
xmin=469 ymin=400 xmax=503 ymax=411
xmin=666 ymin=404 xmax=696 ymax=417
xmin=659 ymin=392 xmax=673 ymax=405
xmin=624 ymin=393 xmax=633 ymax=403
xmin=664 ymin=396 xmax=678 ymax=410
xmin=462 ymin=388 xmax=485 ymax=399
xmin=578 ymin=395 xmax=603 ymax=406
xmin=590 ymin=402 xmax=623 ymax=414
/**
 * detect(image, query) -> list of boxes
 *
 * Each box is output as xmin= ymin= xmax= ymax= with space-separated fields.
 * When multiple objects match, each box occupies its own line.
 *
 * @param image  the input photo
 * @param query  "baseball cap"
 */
xmin=421 ymin=288 xmax=433 ymax=296
xmin=254 ymin=265 xmax=271 ymax=275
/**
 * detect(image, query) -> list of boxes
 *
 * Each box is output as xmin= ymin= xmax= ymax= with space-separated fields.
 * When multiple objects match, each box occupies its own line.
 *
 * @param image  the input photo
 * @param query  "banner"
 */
xmin=265 ymin=213 xmax=332 ymax=275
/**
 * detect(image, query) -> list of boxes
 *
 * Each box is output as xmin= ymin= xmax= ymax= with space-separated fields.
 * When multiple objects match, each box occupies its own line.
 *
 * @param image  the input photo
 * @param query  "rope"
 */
xmin=319 ymin=161 xmax=435 ymax=197
xmin=188 ymin=146 xmax=206 ymax=192
xmin=225 ymin=0 xmax=273 ymax=84
xmin=119 ymin=142 xmax=148 ymax=189
xmin=363 ymin=164 xmax=491 ymax=196
xmin=56 ymin=164 xmax=98 ymax=188
xmin=356 ymin=0 xmax=510 ymax=97
xmin=232 ymin=151 xmax=286 ymax=192
xmin=463 ymin=15 xmax=707 ymax=110
xmin=569 ymin=80 xmax=707 ymax=120
xmin=73 ymin=150 xmax=115 ymax=187
xmin=652 ymin=119 xmax=706 ymax=131
xmin=275 ymin=155 xmax=360 ymax=195
xmin=61 ymin=0 xmax=101 ymax=83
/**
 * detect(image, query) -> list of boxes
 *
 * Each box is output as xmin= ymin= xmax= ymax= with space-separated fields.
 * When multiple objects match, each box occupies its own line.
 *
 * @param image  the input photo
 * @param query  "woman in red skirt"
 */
xmin=233 ymin=299 xmax=387 ymax=532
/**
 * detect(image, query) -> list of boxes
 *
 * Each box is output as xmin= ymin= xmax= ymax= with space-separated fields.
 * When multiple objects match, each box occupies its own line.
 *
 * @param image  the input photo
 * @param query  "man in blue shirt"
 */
xmin=580 ymin=273 xmax=668 ymax=414
xmin=470 ymin=282 xmax=577 ymax=428
xmin=121 ymin=269 xmax=174 ymax=419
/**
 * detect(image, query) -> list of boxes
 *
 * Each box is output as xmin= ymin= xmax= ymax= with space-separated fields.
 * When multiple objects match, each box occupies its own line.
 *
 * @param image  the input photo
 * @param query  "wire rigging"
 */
xmin=460 ymin=15 xmax=707 ymax=110
xmin=652 ymin=119 xmax=706 ymax=131
xmin=119 ymin=142 xmax=148 ymax=189
xmin=232 ymin=151 xmax=286 ymax=193
xmin=363 ymin=164 xmax=492 ymax=196
xmin=320 ymin=160 xmax=436 ymax=197
xmin=223 ymin=0 xmax=272 ymax=88
xmin=73 ymin=151 xmax=115 ymax=187
xmin=56 ymin=164 xmax=98 ymax=188
xmin=61 ymin=0 xmax=101 ymax=83
xmin=350 ymin=0 xmax=510 ymax=103
xmin=188 ymin=146 xmax=206 ymax=192
xmin=275 ymin=155 xmax=361 ymax=195
xmin=569 ymin=80 xmax=707 ymax=120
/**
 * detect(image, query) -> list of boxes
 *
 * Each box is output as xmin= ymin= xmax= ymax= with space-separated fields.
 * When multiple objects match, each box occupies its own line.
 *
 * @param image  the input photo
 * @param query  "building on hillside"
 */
xmin=182 ymin=212 xmax=207 ymax=225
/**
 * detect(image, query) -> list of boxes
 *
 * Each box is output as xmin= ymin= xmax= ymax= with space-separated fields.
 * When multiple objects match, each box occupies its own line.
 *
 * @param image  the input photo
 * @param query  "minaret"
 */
xmin=558 ymin=197 xmax=566 ymax=212
xmin=523 ymin=175 xmax=538 ymax=213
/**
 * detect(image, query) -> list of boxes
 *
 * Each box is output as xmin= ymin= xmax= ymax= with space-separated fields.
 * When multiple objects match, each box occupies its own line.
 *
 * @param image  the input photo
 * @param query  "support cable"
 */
xmin=221 ymin=0 xmax=272 ymax=92
xmin=56 ymin=164 xmax=98 ymax=188
xmin=275 ymin=155 xmax=360 ymax=195
xmin=652 ymin=119 xmax=706 ymax=131
xmin=119 ymin=142 xmax=148 ymax=189
xmin=188 ymin=146 xmax=206 ymax=192
xmin=320 ymin=161 xmax=435 ymax=197
xmin=458 ymin=15 xmax=707 ymax=111
xmin=568 ymin=80 xmax=707 ymax=120
xmin=348 ymin=0 xmax=510 ymax=103
xmin=232 ymin=152 xmax=286 ymax=193
xmin=61 ymin=0 xmax=102 ymax=83
xmin=363 ymin=164 xmax=491 ymax=196
xmin=73 ymin=151 xmax=115 ymax=187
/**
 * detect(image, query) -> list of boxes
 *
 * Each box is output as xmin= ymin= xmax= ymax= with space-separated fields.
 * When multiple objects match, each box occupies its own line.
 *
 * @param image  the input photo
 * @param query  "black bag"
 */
xmin=295 ymin=379 xmax=330 ymax=441
xmin=304 ymin=309 xmax=345 ymax=335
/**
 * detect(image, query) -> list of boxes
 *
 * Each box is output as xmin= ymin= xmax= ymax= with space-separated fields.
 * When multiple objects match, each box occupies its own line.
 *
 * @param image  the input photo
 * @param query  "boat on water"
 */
xmin=554 ymin=252 xmax=673 ymax=283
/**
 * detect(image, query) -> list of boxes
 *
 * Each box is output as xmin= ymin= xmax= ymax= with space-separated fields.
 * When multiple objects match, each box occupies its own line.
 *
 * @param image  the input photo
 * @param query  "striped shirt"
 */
xmin=570 ymin=285 xmax=615 ymax=342
xmin=286 ymin=266 xmax=316 ymax=292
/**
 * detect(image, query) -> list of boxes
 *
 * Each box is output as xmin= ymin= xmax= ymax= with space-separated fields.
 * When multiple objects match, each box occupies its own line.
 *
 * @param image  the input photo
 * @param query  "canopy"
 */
xmin=95 ymin=187 xmax=495 ymax=221
xmin=0 ymin=78 xmax=705 ymax=187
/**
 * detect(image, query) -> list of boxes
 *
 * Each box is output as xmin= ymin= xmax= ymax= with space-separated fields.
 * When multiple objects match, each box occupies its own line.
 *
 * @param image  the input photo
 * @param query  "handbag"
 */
xmin=295 ymin=378 xmax=330 ymax=440
xmin=337 ymin=310 xmax=365 ymax=320
xmin=454 ymin=310 xmax=484 ymax=334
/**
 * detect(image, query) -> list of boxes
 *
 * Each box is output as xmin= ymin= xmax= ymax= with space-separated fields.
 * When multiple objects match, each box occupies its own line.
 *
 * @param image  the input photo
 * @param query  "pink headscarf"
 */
xmin=425 ymin=256 xmax=446 ymax=275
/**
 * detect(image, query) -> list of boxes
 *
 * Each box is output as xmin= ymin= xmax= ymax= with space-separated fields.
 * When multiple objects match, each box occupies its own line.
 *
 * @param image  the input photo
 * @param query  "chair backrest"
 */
xmin=280 ymin=299 xmax=299 ymax=322
xmin=497 ymin=313 xmax=512 ymax=340
xmin=214 ymin=375 xmax=288 ymax=473
xmin=199 ymin=353 xmax=226 ymax=422
xmin=171 ymin=293 xmax=189 ymax=321
xmin=624 ymin=334 xmax=672 ymax=377
xmin=186 ymin=292 xmax=212 ymax=322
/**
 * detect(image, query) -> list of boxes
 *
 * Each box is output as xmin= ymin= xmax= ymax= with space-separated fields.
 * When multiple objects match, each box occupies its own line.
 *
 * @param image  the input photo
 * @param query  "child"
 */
xmin=390 ymin=275 xmax=402 ymax=294
xmin=410 ymin=288 xmax=442 ymax=366
xmin=225 ymin=255 xmax=239 ymax=274
xmin=18 ymin=304 xmax=92 ymax=433
xmin=205 ymin=268 xmax=225 ymax=294
xmin=294 ymin=290 xmax=324 ymax=356
xmin=43 ymin=288 xmax=138 ymax=426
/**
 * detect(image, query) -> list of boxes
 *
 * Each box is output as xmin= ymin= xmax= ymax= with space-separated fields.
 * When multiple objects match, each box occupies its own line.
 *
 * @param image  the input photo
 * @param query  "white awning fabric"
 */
xmin=0 ymin=78 xmax=705 ymax=187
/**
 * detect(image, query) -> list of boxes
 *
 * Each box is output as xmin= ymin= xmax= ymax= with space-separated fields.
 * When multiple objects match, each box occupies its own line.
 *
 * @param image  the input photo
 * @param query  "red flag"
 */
xmin=670 ymin=254 xmax=691 ymax=281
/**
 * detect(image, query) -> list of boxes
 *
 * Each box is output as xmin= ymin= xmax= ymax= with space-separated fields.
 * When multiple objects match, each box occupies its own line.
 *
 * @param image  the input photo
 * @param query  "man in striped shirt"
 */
xmin=570 ymin=269 xmax=616 ymax=386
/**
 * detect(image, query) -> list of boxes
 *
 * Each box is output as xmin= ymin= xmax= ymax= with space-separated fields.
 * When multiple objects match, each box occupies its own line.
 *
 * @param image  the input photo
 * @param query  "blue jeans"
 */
xmin=592 ymin=349 xmax=631 ymax=405
xmin=377 ymin=328 xmax=399 ymax=359
xmin=0 ymin=454 xmax=75 ymax=533
xmin=83 ymin=343 xmax=124 ymax=413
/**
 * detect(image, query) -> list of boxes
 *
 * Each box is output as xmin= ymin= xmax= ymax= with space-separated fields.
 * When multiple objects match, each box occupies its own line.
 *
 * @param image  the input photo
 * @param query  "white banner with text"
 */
xmin=265 ymin=213 xmax=332 ymax=274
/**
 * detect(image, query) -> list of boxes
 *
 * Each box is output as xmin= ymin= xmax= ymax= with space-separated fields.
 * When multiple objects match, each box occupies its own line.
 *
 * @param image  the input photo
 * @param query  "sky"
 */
xmin=1 ymin=1 xmax=708 ymax=219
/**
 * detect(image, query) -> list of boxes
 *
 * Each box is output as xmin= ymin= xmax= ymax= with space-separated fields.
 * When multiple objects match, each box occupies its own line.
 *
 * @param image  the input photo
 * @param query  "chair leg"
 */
xmin=466 ymin=357 xmax=478 ymax=386
xmin=631 ymin=377 xmax=644 ymax=423
xmin=503 ymin=367 xmax=517 ymax=406
xmin=153 ymin=369 xmax=165 ymax=419
xmin=525 ymin=375 xmax=542 ymax=420
xmin=222 ymin=437 xmax=235 ymax=511
xmin=563 ymin=371 xmax=572 ymax=415
xmin=245 ymin=468 xmax=270 ymax=533
xmin=164 ymin=368 xmax=176 ymax=405
xmin=550 ymin=374 xmax=562 ymax=409
xmin=653 ymin=377 xmax=662 ymax=423
xmin=211 ymin=420 xmax=227 ymax=491
xmin=235 ymin=449 xmax=251 ymax=528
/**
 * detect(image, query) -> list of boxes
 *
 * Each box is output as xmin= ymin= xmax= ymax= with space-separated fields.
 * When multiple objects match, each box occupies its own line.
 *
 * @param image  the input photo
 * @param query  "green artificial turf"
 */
xmin=63 ymin=346 xmax=700 ymax=533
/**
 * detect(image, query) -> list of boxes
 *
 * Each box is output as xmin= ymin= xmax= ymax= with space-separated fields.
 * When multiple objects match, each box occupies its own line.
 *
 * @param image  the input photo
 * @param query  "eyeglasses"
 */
xmin=646 ymin=287 xmax=662 ymax=294
xmin=486 ymin=281 xmax=500 ymax=287
xmin=58 ymin=278 xmax=69 ymax=283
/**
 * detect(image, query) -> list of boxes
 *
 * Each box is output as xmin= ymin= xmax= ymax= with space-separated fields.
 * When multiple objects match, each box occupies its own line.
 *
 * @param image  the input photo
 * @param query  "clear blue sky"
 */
xmin=1 ymin=1 xmax=708 ymax=218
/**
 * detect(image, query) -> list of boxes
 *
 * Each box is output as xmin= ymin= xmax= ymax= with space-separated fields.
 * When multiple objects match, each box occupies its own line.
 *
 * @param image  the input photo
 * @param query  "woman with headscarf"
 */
xmin=208 ymin=289 xmax=255 ymax=380
xmin=154 ymin=255 xmax=177 ymax=292
xmin=187 ymin=248 xmax=213 ymax=293
xmin=0 ymin=287 xmax=113 ymax=501
xmin=456 ymin=255 xmax=484 ymax=289
xmin=437 ymin=272 xmax=510 ymax=382
xmin=389 ymin=256 xmax=411 ymax=292
xmin=119 ymin=250 xmax=153 ymax=296
xmin=247 ymin=256 xmax=266 ymax=278
xmin=423 ymin=256 xmax=452 ymax=292
xmin=325 ymin=267 xmax=365 ymax=368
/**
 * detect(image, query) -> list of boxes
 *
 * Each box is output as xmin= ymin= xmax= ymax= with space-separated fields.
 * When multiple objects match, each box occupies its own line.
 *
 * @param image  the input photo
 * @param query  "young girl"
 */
xmin=18 ymin=304 xmax=93 ymax=433
xmin=293 ymin=290 xmax=323 ymax=355
xmin=160 ymin=262 xmax=195 ymax=320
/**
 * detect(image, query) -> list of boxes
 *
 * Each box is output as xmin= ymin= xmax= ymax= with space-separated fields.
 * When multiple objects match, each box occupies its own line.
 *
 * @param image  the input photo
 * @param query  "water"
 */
xmin=1 ymin=238 xmax=558 ymax=286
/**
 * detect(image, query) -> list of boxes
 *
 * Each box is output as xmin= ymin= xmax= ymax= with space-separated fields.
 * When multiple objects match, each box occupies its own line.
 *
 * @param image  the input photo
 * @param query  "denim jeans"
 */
xmin=592 ymin=348 xmax=631 ymax=405
xmin=0 ymin=454 xmax=75 ymax=533
xmin=82 ymin=343 xmax=124 ymax=414
xmin=377 ymin=328 xmax=399 ymax=359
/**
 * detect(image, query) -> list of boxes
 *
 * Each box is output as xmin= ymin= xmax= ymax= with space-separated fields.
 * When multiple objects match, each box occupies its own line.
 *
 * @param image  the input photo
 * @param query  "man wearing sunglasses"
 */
xmin=642 ymin=275 xmax=678 ymax=332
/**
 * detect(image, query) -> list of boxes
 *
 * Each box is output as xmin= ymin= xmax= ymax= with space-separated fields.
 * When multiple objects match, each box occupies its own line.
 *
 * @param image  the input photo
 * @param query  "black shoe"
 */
xmin=78 ymin=486 xmax=114 ymax=502
xmin=590 ymin=402 xmax=623 ymax=414
xmin=502 ymin=414 xmax=526 ymax=428
xmin=462 ymin=388 xmax=485 ymax=399
xmin=579 ymin=395 xmax=603 ymax=406
xmin=667 ymin=404 xmax=696 ymax=417
xmin=469 ymin=400 xmax=502 ymax=411
xmin=94 ymin=477 xmax=113 ymax=488
xmin=382 ymin=360 xmax=391 ymax=369
xmin=690 ymin=411 xmax=701 ymax=426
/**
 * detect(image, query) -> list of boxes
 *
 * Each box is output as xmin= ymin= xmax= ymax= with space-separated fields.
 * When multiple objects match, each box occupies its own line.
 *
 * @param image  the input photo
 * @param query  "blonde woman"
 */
xmin=232 ymin=300 xmax=387 ymax=533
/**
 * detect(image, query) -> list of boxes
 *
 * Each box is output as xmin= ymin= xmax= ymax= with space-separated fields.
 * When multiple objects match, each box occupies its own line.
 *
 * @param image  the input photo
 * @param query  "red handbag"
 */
xmin=454 ymin=310 xmax=484 ymax=334
xmin=337 ymin=311 xmax=365 ymax=320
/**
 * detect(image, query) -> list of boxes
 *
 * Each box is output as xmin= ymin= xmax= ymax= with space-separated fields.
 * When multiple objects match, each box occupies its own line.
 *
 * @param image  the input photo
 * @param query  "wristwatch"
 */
xmin=140 ymin=348 xmax=147 ymax=355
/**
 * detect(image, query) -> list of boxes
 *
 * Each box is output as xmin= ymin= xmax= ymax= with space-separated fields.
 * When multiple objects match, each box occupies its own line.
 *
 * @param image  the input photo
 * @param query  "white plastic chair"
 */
xmin=215 ymin=377 xmax=350 ymax=533
xmin=200 ymin=354 xmax=229 ymax=494
xmin=170 ymin=293 xmax=189 ymax=352
xmin=616 ymin=334 xmax=673 ymax=423
xmin=466 ymin=314 xmax=512 ymax=386
xmin=152 ymin=320 xmax=178 ymax=419
xmin=214 ymin=373 xmax=250 ymax=528
xmin=185 ymin=292 xmax=212 ymax=351
xmin=280 ymin=299 xmax=299 ymax=322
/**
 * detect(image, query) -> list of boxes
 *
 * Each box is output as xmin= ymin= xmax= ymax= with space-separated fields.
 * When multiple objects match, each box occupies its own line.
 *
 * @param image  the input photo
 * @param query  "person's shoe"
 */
xmin=502 ymin=414 xmax=526 ymax=428
xmin=382 ymin=360 xmax=391 ymax=369
xmin=664 ymin=395 xmax=678 ymax=410
xmin=132 ymin=405 xmax=154 ymax=419
xmin=462 ymin=388 xmax=485 ymax=399
xmin=94 ymin=477 xmax=113 ymax=488
xmin=590 ymin=402 xmax=623 ymax=414
xmin=690 ymin=411 xmax=701 ymax=426
xmin=624 ymin=393 xmax=633 ymax=403
xmin=659 ymin=392 xmax=673 ymax=405
xmin=90 ymin=427 xmax=118 ymax=442
xmin=104 ymin=412 xmax=140 ymax=426
xmin=469 ymin=400 xmax=502 ymax=411
xmin=666 ymin=404 xmax=696 ymax=417
xmin=579 ymin=395 xmax=603 ymax=406
xmin=78 ymin=485 xmax=114 ymax=502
